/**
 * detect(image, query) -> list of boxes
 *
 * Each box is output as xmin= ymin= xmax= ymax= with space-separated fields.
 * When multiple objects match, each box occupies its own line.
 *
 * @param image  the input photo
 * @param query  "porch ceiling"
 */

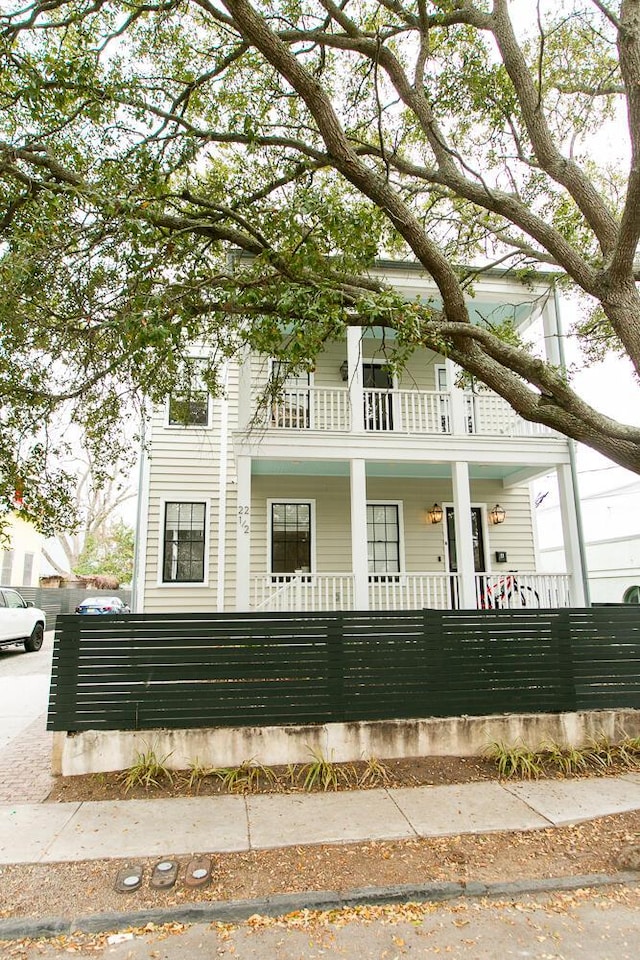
xmin=250 ymin=459 xmax=549 ymax=485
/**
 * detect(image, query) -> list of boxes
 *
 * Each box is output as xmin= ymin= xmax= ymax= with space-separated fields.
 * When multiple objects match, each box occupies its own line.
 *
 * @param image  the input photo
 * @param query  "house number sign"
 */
xmin=238 ymin=504 xmax=250 ymax=534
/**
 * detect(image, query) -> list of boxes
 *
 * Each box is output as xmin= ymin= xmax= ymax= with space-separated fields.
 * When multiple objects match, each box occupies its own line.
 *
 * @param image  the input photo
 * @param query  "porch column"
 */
xmin=445 ymin=358 xmax=467 ymax=435
xmin=350 ymin=458 xmax=369 ymax=609
xmin=542 ymin=297 xmax=562 ymax=367
xmin=347 ymin=326 xmax=364 ymax=432
xmin=557 ymin=462 xmax=588 ymax=606
xmin=235 ymin=455 xmax=252 ymax=611
xmin=452 ymin=461 xmax=477 ymax=608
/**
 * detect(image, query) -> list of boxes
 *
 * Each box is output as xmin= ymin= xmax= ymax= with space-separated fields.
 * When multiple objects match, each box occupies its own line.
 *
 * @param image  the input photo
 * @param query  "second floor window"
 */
xmin=168 ymin=362 xmax=210 ymax=426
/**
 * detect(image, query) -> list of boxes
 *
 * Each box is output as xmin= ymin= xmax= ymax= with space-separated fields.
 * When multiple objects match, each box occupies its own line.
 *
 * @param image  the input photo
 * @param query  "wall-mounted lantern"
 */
xmin=489 ymin=503 xmax=506 ymax=525
xmin=427 ymin=503 xmax=443 ymax=524
xmin=339 ymin=360 xmax=349 ymax=381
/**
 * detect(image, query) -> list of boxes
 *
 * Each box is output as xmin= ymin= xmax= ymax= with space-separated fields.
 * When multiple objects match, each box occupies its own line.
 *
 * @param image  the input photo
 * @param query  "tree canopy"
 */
xmin=2 ymin=0 xmax=640 ymax=525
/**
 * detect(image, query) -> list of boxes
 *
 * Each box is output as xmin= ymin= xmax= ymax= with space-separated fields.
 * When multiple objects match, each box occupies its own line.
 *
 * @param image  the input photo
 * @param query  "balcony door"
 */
xmin=363 ymin=362 xmax=393 ymax=431
xmin=445 ymin=506 xmax=486 ymax=607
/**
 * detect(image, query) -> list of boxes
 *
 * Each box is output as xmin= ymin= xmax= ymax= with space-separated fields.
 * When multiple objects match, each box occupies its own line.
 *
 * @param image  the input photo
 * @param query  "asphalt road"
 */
xmin=6 ymin=886 xmax=640 ymax=959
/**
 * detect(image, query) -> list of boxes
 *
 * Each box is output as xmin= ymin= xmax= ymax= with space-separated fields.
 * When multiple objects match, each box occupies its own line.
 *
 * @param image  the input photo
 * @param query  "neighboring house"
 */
xmin=135 ymin=262 xmax=587 ymax=613
xmin=0 ymin=514 xmax=43 ymax=587
xmin=537 ymin=477 xmax=640 ymax=604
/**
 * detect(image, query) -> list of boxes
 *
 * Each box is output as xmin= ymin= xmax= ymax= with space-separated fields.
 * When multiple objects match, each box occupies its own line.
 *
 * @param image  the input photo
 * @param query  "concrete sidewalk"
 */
xmin=2 ymin=773 xmax=640 ymax=865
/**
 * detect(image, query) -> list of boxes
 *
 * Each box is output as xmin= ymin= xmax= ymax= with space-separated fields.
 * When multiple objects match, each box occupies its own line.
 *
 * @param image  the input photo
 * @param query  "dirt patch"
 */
xmin=2 ymin=811 xmax=639 ymax=923
xmin=46 ymin=754 xmax=622 ymax=803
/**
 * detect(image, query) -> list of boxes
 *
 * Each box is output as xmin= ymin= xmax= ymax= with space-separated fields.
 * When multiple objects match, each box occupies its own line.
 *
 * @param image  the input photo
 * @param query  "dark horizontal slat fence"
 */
xmin=47 ymin=608 xmax=640 ymax=731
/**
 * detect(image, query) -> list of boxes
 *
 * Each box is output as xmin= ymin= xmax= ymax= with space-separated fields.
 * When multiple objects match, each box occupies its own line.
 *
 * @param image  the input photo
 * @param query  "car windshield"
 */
xmin=82 ymin=597 xmax=117 ymax=605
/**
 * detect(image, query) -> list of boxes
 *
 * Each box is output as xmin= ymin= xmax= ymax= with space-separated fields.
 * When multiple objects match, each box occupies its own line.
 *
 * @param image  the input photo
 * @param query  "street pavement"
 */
xmin=6 ymin=887 xmax=640 ymax=959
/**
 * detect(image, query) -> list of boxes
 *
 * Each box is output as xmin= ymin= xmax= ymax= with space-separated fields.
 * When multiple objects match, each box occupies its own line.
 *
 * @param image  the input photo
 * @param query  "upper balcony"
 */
xmin=263 ymin=384 xmax=555 ymax=440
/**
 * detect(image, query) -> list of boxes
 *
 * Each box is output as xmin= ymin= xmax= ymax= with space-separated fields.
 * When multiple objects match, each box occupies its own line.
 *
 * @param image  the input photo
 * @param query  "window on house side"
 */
xmin=271 ymin=502 xmax=311 ymax=574
xmin=1 ymin=550 xmax=14 ymax=584
xmin=168 ymin=361 xmax=210 ymax=426
xmin=168 ymin=391 xmax=209 ymax=426
xmin=23 ymin=552 xmax=34 ymax=585
xmin=367 ymin=504 xmax=400 ymax=575
xmin=162 ymin=502 xmax=206 ymax=583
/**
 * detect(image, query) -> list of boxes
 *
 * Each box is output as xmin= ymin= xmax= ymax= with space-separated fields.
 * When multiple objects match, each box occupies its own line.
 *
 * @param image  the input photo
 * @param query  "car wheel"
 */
xmin=24 ymin=623 xmax=44 ymax=652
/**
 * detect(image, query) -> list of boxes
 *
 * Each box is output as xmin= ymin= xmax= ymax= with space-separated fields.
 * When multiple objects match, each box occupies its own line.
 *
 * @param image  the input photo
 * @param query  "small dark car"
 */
xmin=75 ymin=596 xmax=131 ymax=615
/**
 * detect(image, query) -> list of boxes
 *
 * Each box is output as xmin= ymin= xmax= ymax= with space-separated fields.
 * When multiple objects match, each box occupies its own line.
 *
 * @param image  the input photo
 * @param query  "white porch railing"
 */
xmin=474 ymin=572 xmax=572 ymax=609
xmin=252 ymin=573 xmax=355 ymax=611
xmin=369 ymin=573 xmax=459 ymax=610
xmin=264 ymin=386 xmax=555 ymax=438
xmin=364 ymin=389 xmax=451 ymax=434
xmin=251 ymin=571 xmax=572 ymax=611
xmin=269 ymin=388 xmax=350 ymax=431
xmin=465 ymin=393 xmax=556 ymax=438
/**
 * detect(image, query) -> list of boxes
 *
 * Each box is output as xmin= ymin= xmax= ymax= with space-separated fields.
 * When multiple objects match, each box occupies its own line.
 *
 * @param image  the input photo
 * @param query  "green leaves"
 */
xmin=0 ymin=0 xmax=638 ymax=506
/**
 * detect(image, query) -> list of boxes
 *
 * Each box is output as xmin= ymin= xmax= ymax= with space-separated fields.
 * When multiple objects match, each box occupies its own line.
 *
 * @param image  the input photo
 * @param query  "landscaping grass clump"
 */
xmin=182 ymin=758 xmax=216 ymax=792
xmin=120 ymin=746 xmax=174 ymax=793
xmin=216 ymin=758 xmax=278 ymax=794
xmin=542 ymin=741 xmax=590 ymax=776
xmin=617 ymin=734 xmax=640 ymax=768
xmin=358 ymin=756 xmax=393 ymax=788
xmin=485 ymin=741 xmax=544 ymax=779
xmin=300 ymin=747 xmax=349 ymax=791
xmin=487 ymin=732 xmax=640 ymax=780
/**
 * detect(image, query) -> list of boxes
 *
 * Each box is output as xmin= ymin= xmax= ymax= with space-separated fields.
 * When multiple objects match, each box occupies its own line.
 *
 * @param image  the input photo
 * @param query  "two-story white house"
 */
xmin=135 ymin=262 xmax=587 ymax=614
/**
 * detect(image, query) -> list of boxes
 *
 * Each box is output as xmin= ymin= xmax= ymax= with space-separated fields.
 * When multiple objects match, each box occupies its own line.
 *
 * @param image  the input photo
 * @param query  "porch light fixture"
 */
xmin=339 ymin=360 xmax=348 ymax=381
xmin=427 ymin=503 xmax=443 ymax=524
xmin=489 ymin=503 xmax=506 ymax=525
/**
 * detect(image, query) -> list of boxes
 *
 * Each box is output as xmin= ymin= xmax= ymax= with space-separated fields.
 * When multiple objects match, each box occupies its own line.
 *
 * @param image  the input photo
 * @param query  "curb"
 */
xmin=1 ymin=872 xmax=638 ymax=941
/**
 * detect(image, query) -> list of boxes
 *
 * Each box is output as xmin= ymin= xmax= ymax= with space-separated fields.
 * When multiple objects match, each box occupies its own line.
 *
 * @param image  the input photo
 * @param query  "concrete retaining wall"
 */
xmin=52 ymin=709 xmax=640 ymax=776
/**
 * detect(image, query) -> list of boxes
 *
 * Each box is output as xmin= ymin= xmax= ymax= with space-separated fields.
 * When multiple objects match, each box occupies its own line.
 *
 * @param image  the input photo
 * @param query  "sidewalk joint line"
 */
xmin=384 ymin=787 xmax=420 ymax=837
xmin=498 ymin=782 xmax=556 ymax=827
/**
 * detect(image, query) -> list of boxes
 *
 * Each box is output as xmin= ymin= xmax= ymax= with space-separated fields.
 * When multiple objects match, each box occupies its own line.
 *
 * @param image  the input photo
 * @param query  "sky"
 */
xmin=532 ymin=290 xmax=640 ymax=550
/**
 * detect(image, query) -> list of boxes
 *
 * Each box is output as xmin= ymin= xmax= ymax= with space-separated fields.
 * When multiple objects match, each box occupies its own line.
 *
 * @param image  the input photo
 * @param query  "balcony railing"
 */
xmin=465 ymin=394 xmax=554 ymax=437
xmin=269 ymin=388 xmax=350 ymax=431
xmin=251 ymin=572 xmax=571 ymax=612
xmin=265 ymin=386 xmax=554 ymax=438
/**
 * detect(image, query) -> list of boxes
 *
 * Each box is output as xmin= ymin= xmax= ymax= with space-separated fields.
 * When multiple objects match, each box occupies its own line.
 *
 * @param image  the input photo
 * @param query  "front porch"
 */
xmin=232 ymin=455 xmax=584 ymax=614
xmin=251 ymin=571 xmax=573 ymax=611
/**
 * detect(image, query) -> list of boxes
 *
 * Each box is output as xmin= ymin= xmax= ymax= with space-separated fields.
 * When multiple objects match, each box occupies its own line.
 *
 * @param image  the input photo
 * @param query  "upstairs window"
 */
xmin=23 ymin=552 xmax=34 ymax=585
xmin=162 ymin=502 xmax=206 ymax=583
xmin=1 ymin=550 xmax=14 ymax=583
xmin=168 ymin=361 xmax=210 ymax=426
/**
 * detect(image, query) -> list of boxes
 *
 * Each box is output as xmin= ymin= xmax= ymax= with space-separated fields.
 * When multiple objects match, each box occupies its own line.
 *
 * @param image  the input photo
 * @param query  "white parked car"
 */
xmin=0 ymin=588 xmax=46 ymax=653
